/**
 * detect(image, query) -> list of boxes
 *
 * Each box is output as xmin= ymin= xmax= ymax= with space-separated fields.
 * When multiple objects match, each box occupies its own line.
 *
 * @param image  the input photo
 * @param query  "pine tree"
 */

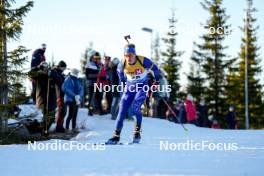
xmin=226 ymin=0 xmax=263 ymax=128
xmin=0 ymin=0 xmax=33 ymax=132
xmin=187 ymin=43 xmax=205 ymax=103
xmin=161 ymin=9 xmax=184 ymax=102
xmin=152 ymin=33 xmax=161 ymax=67
xmin=80 ymin=42 xmax=93 ymax=74
xmin=224 ymin=63 xmax=239 ymax=109
xmin=198 ymin=0 xmax=232 ymax=121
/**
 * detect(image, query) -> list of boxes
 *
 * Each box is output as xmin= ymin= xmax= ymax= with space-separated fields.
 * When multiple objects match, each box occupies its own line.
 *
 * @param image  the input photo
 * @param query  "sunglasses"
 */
xmin=125 ymin=53 xmax=135 ymax=58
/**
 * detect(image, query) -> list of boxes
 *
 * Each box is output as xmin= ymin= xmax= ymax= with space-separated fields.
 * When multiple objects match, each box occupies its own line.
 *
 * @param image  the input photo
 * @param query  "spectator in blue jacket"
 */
xmin=62 ymin=68 xmax=84 ymax=133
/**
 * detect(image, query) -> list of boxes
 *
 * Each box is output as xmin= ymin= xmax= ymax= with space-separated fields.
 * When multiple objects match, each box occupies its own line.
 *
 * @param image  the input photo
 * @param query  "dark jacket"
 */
xmin=196 ymin=104 xmax=207 ymax=127
xmin=49 ymin=68 xmax=65 ymax=99
xmin=31 ymin=49 xmax=46 ymax=68
xmin=225 ymin=111 xmax=236 ymax=129
xmin=85 ymin=60 xmax=100 ymax=84
xmin=110 ymin=65 xmax=120 ymax=97
xmin=179 ymin=103 xmax=187 ymax=123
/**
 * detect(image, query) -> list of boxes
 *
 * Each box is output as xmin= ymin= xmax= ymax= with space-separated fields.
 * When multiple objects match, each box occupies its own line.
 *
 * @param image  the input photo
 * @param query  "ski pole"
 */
xmin=158 ymin=94 xmax=188 ymax=132
xmin=44 ymin=77 xmax=50 ymax=136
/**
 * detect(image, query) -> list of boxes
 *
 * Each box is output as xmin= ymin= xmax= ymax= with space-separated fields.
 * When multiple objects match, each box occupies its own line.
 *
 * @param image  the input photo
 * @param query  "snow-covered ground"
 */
xmin=1 ymin=107 xmax=264 ymax=176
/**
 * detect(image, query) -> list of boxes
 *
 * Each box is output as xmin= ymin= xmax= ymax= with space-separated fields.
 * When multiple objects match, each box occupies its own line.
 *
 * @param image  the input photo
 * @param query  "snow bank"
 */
xmin=18 ymin=104 xmax=43 ymax=122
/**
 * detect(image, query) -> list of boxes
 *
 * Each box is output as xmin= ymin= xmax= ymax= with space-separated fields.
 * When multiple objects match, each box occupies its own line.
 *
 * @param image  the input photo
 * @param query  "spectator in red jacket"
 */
xmin=211 ymin=119 xmax=221 ymax=129
xmin=185 ymin=94 xmax=197 ymax=125
xmin=95 ymin=56 xmax=112 ymax=115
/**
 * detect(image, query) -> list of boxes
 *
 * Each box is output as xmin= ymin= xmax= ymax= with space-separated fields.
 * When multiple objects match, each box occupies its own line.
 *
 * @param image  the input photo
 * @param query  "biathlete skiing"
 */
xmin=106 ymin=37 xmax=160 ymax=144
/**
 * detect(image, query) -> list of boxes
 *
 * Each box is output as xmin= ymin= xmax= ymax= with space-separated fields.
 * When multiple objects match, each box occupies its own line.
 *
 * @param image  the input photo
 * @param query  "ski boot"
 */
xmin=105 ymin=130 xmax=121 ymax=145
xmin=132 ymin=127 xmax=141 ymax=144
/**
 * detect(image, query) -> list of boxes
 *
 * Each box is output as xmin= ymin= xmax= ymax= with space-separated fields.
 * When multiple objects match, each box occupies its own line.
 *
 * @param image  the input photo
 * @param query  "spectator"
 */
xmin=196 ymin=99 xmax=207 ymax=127
xmin=211 ymin=119 xmax=221 ymax=129
xmin=28 ymin=61 xmax=51 ymax=134
xmin=85 ymin=51 xmax=101 ymax=116
xmin=62 ymin=68 xmax=84 ymax=133
xmin=49 ymin=60 xmax=67 ymax=132
xmin=30 ymin=44 xmax=47 ymax=103
xmin=156 ymin=69 xmax=169 ymax=119
xmin=96 ymin=56 xmax=111 ymax=115
xmin=225 ymin=105 xmax=236 ymax=129
xmin=178 ymin=101 xmax=187 ymax=123
xmin=104 ymin=56 xmax=113 ymax=113
xmin=109 ymin=58 xmax=121 ymax=120
xmin=185 ymin=94 xmax=197 ymax=125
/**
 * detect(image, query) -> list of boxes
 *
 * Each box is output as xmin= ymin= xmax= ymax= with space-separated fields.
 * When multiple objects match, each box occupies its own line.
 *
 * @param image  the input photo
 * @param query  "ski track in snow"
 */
xmin=1 ymin=107 xmax=264 ymax=176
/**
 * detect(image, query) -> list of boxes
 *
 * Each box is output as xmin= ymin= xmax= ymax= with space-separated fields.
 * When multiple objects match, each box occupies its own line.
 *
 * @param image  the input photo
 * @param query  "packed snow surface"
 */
xmin=1 ymin=107 xmax=264 ymax=176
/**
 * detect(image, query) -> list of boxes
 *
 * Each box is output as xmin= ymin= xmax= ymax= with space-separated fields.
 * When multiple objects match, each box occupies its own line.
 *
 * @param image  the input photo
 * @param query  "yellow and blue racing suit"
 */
xmin=115 ymin=56 xmax=160 ymax=131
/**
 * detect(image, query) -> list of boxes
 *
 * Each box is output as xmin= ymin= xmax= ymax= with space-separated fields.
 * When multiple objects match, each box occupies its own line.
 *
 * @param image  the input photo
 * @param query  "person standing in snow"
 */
xmin=48 ymin=60 xmax=67 ymax=132
xmin=156 ymin=69 xmax=170 ymax=119
xmin=85 ymin=51 xmax=101 ymax=116
xmin=109 ymin=57 xmax=121 ymax=120
xmin=62 ymin=68 xmax=84 ymax=133
xmin=30 ymin=44 xmax=47 ymax=104
xmin=104 ymin=56 xmax=113 ymax=113
xmin=106 ymin=43 xmax=160 ymax=144
xmin=211 ymin=119 xmax=221 ymax=129
xmin=185 ymin=94 xmax=197 ymax=125
xmin=225 ymin=105 xmax=236 ymax=129
xmin=95 ymin=56 xmax=110 ymax=115
xmin=178 ymin=100 xmax=187 ymax=123
xmin=196 ymin=99 xmax=207 ymax=127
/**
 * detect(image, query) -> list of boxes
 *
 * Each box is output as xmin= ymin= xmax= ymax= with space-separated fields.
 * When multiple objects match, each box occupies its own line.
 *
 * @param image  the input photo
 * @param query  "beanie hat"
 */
xmin=70 ymin=68 xmax=79 ymax=77
xmin=57 ymin=60 xmax=67 ymax=68
xmin=112 ymin=57 xmax=120 ymax=66
xmin=186 ymin=94 xmax=194 ymax=101
xmin=124 ymin=44 xmax=136 ymax=54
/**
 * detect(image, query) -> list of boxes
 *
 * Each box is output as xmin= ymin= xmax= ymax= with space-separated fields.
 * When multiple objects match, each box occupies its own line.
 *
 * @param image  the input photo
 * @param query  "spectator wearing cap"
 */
xmin=85 ymin=51 xmax=101 ymax=116
xmin=48 ymin=60 xmax=67 ymax=132
xmin=225 ymin=105 xmax=237 ymax=129
xmin=30 ymin=43 xmax=47 ymax=103
xmin=62 ymin=68 xmax=84 ymax=133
